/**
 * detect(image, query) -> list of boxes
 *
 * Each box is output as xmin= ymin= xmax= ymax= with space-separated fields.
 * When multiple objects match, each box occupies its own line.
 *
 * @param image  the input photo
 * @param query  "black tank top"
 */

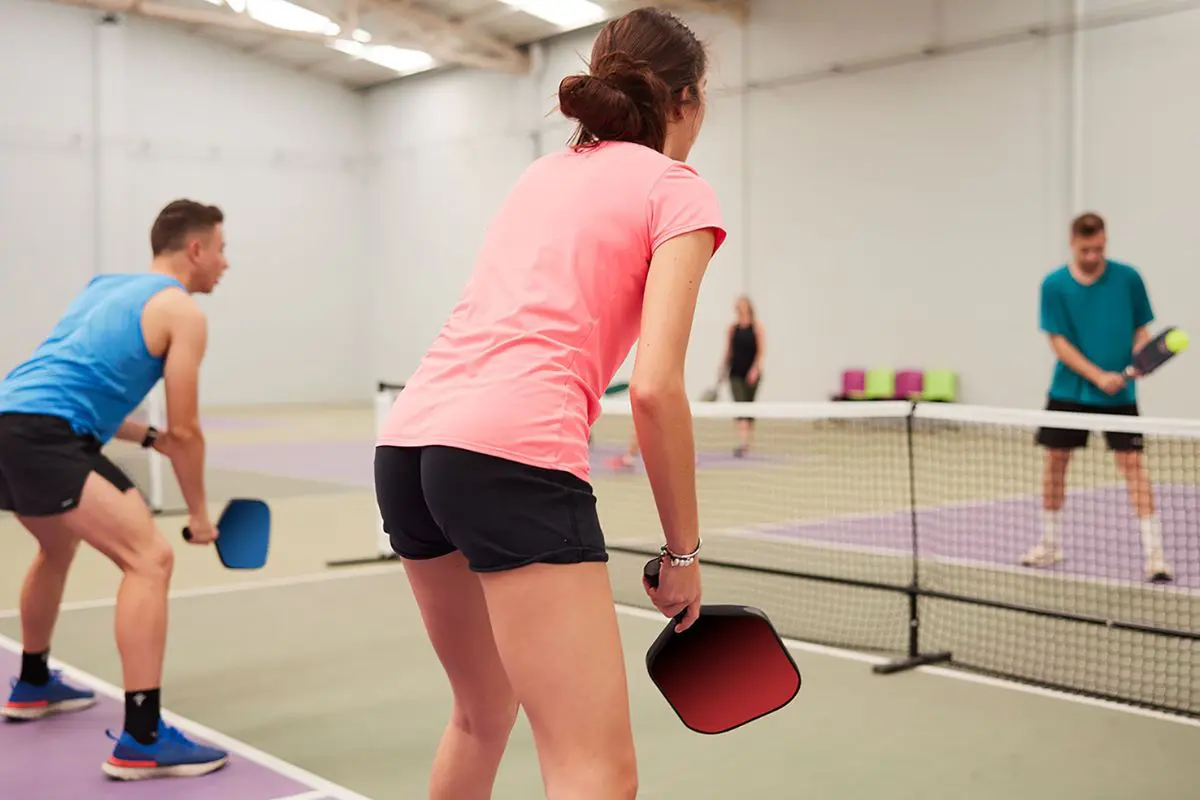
xmin=728 ymin=324 xmax=758 ymax=378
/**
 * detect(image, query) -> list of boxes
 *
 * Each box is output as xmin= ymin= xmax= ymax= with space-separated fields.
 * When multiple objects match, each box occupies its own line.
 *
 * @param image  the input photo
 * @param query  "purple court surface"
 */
xmin=206 ymin=440 xmax=376 ymax=486
xmin=588 ymin=443 xmax=792 ymax=473
xmin=203 ymin=440 xmax=793 ymax=486
xmin=0 ymin=649 xmax=331 ymax=800
xmin=730 ymin=484 xmax=1200 ymax=589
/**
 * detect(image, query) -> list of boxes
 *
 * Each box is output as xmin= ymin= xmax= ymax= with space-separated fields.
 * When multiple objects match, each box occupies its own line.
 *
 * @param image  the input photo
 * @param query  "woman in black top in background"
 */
xmin=721 ymin=295 xmax=765 ymax=456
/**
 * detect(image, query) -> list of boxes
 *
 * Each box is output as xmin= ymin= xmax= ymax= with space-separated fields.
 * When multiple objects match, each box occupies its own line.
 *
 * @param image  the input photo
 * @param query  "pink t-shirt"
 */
xmin=377 ymin=140 xmax=727 ymax=482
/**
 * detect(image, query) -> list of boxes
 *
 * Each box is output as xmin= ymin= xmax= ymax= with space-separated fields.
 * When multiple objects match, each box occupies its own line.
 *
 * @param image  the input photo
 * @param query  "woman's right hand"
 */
xmin=645 ymin=559 xmax=702 ymax=633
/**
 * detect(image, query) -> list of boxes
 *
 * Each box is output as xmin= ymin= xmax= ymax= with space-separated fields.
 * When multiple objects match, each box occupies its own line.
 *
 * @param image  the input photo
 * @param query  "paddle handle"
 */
xmin=644 ymin=556 xmax=696 ymax=629
xmin=643 ymin=557 xmax=662 ymax=589
xmin=182 ymin=528 xmax=193 ymax=542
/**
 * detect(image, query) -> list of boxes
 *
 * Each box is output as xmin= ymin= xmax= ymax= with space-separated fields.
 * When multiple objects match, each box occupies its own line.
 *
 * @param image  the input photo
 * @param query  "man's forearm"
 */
xmin=1133 ymin=327 xmax=1151 ymax=356
xmin=164 ymin=431 xmax=208 ymax=520
xmin=1052 ymin=337 xmax=1104 ymax=384
xmin=113 ymin=418 xmax=151 ymax=445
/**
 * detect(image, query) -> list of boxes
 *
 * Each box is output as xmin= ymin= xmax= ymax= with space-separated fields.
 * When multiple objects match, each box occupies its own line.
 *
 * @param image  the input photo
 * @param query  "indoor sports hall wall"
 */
xmin=364 ymin=0 xmax=1200 ymax=417
xmin=363 ymin=11 xmax=747 ymax=396
xmin=0 ymin=0 xmax=370 ymax=406
xmin=4 ymin=0 xmax=1199 ymax=414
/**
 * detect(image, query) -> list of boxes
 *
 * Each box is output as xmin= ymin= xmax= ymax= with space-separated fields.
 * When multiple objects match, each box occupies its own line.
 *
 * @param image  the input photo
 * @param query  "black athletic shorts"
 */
xmin=0 ymin=413 xmax=136 ymax=517
xmin=373 ymin=444 xmax=609 ymax=573
xmin=1034 ymin=398 xmax=1144 ymax=453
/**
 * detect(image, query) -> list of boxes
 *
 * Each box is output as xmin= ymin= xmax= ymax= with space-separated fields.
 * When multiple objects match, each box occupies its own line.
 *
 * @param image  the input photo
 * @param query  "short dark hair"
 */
xmin=150 ymin=199 xmax=224 ymax=256
xmin=557 ymin=8 xmax=707 ymax=153
xmin=1071 ymin=212 xmax=1105 ymax=239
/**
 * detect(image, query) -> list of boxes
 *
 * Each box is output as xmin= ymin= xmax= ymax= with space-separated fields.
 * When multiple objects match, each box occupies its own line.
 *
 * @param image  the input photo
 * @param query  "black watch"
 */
xmin=141 ymin=426 xmax=159 ymax=450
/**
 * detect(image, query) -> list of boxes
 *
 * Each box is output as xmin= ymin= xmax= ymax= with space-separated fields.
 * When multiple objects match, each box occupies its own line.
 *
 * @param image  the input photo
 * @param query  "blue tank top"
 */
xmin=0 ymin=273 xmax=185 ymax=443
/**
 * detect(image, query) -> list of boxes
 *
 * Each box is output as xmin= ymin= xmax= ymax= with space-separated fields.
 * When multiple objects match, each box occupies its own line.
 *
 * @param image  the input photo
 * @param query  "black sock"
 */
xmin=20 ymin=651 xmax=50 ymax=686
xmin=124 ymin=689 xmax=161 ymax=746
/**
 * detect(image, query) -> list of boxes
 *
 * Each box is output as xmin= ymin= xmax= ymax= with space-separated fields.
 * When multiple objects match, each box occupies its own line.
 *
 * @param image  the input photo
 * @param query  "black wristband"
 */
xmin=141 ymin=426 xmax=159 ymax=449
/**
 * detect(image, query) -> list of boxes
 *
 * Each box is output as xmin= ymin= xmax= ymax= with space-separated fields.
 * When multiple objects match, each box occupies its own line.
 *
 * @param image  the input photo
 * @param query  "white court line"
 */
xmin=1 ymin=561 xmax=1197 ymax=730
xmin=271 ymin=792 xmax=329 ymax=800
xmin=0 ymin=562 xmax=406 ymax=620
xmin=0 ymin=634 xmax=375 ymax=800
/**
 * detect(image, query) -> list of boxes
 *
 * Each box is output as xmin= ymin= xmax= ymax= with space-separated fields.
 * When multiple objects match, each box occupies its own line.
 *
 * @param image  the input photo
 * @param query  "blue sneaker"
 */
xmin=3 ymin=670 xmax=97 ymax=720
xmin=103 ymin=720 xmax=230 ymax=780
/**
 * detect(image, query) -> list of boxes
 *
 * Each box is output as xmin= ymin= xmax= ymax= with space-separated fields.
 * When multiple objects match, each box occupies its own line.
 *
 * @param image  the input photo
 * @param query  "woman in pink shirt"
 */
xmin=375 ymin=8 xmax=726 ymax=798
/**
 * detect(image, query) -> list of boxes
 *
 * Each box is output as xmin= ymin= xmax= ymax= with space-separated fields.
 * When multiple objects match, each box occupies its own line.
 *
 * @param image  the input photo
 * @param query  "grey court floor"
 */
xmin=0 ymin=403 xmax=1198 ymax=799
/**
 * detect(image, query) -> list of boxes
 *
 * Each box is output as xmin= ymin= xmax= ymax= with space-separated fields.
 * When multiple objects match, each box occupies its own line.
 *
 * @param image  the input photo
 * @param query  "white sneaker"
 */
xmin=1020 ymin=542 xmax=1063 ymax=568
xmin=1145 ymin=550 xmax=1173 ymax=583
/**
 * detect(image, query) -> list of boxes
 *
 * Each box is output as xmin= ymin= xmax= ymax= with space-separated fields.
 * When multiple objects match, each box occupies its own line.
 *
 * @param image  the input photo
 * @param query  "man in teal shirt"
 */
xmin=1025 ymin=212 xmax=1172 ymax=582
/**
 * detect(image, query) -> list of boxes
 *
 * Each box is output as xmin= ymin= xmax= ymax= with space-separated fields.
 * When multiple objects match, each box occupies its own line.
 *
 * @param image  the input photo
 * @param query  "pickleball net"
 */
xmin=593 ymin=398 xmax=1200 ymax=718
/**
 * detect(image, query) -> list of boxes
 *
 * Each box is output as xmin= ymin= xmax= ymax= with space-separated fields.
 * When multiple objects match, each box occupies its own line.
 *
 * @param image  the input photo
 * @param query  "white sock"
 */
xmin=1139 ymin=516 xmax=1164 ymax=557
xmin=1041 ymin=509 xmax=1062 ymax=548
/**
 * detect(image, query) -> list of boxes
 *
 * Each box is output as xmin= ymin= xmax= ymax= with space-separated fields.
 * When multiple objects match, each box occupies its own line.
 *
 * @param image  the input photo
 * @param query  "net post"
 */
xmin=872 ymin=400 xmax=952 ymax=675
xmin=145 ymin=383 xmax=166 ymax=515
xmin=325 ymin=381 xmax=404 ymax=568
xmin=372 ymin=385 xmax=396 ymax=556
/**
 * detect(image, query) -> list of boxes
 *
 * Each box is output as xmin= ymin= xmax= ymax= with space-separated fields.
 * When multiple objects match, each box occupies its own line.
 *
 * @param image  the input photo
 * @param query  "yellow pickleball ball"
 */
xmin=1165 ymin=329 xmax=1189 ymax=353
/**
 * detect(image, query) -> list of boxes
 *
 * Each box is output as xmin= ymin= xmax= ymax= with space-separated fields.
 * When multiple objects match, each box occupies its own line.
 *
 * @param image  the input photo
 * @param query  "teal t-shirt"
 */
xmin=1039 ymin=260 xmax=1154 ymax=407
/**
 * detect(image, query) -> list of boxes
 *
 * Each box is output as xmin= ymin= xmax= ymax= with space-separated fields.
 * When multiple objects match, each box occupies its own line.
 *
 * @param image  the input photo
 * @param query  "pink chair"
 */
xmin=894 ymin=369 xmax=924 ymax=400
xmin=833 ymin=369 xmax=867 ymax=401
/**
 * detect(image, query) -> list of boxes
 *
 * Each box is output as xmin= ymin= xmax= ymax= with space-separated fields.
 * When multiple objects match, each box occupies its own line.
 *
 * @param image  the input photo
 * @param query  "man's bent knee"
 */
xmin=125 ymin=537 xmax=175 ymax=581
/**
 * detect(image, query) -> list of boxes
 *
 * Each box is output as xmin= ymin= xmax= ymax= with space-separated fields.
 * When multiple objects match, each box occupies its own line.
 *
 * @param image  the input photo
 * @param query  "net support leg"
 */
xmin=325 ymin=383 xmax=403 ymax=569
xmin=872 ymin=588 xmax=952 ymax=675
xmin=872 ymin=652 xmax=953 ymax=675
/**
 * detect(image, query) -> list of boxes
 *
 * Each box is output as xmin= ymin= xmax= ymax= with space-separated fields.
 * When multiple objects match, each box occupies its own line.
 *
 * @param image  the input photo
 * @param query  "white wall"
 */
xmin=366 ymin=13 xmax=747 ymax=397
xmin=363 ymin=0 xmax=1200 ymax=417
xmin=6 ymin=0 xmax=1198 ymax=415
xmin=0 ymin=0 xmax=370 ymax=406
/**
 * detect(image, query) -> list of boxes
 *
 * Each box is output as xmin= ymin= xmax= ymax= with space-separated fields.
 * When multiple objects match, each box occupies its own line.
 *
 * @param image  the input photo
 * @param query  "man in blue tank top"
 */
xmin=1024 ymin=212 xmax=1172 ymax=583
xmin=0 ymin=200 xmax=232 ymax=779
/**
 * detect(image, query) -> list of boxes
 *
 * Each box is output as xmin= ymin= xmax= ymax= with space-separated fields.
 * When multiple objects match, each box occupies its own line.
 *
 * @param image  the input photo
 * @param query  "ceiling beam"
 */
xmin=40 ymin=0 xmax=530 ymax=74
xmin=364 ymin=0 xmax=529 ymax=72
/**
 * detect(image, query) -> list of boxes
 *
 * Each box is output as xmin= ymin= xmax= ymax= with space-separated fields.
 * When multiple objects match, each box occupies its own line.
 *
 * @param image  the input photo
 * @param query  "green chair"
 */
xmin=862 ymin=368 xmax=895 ymax=400
xmin=920 ymin=369 xmax=957 ymax=402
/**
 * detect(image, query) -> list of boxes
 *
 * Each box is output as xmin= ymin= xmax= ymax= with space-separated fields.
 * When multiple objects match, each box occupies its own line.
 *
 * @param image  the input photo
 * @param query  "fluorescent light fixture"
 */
xmin=244 ymin=0 xmax=339 ymax=35
xmin=361 ymin=45 xmax=436 ymax=74
xmin=199 ymin=0 xmax=434 ymax=76
xmin=330 ymin=40 xmax=436 ymax=75
xmin=496 ymin=0 xmax=605 ymax=30
xmin=201 ymin=0 xmax=338 ymax=35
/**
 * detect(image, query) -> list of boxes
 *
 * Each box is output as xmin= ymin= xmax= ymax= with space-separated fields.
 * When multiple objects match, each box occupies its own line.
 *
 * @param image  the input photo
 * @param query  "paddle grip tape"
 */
xmin=644 ymin=557 xmax=662 ymax=589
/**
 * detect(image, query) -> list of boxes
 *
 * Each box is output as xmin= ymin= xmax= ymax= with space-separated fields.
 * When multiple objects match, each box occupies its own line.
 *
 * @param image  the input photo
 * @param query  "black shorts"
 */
xmin=0 ymin=413 xmax=136 ymax=517
xmin=374 ymin=444 xmax=609 ymax=573
xmin=1034 ymin=398 xmax=1144 ymax=453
